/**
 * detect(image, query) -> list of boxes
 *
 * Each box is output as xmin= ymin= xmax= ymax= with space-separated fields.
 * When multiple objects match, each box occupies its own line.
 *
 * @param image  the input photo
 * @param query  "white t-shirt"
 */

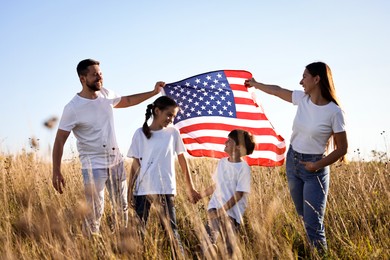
xmin=58 ymin=88 xmax=122 ymax=169
xmin=291 ymin=90 xmax=346 ymax=154
xmin=207 ymin=157 xmax=251 ymax=224
xmin=127 ymin=126 xmax=187 ymax=195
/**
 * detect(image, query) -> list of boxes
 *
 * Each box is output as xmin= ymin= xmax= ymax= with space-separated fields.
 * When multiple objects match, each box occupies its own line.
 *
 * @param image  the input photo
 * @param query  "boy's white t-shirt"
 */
xmin=127 ymin=126 xmax=186 ymax=195
xmin=58 ymin=88 xmax=122 ymax=169
xmin=207 ymin=157 xmax=251 ymax=224
xmin=291 ymin=90 xmax=346 ymax=154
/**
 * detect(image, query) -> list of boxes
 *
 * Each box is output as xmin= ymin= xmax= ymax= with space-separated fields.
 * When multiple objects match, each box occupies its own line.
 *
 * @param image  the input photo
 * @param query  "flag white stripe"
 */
xmin=248 ymin=150 xmax=285 ymax=161
xmin=230 ymin=90 xmax=252 ymax=99
xmin=175 ymin=116 xmax=273 ymax=129
xmin=235 ymin=104 xmax=263 ymax=113
xmin=227 ymin=77 xmax=247 ymax=85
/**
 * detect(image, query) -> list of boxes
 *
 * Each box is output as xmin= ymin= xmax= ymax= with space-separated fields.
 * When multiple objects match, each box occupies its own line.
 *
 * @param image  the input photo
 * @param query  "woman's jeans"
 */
xmin=286 ymin=146 xmax=329 ymax=251
xmin=134 ymin=194 xmax=185 ymax=256
xmin=82 ymin=161 xmax=128 ymax=234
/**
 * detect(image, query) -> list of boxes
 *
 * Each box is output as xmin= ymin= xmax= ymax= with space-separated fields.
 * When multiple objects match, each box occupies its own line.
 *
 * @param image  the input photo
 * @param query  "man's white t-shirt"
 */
xmin=291 ymin=90 xmax=346 ymax=154
xmin=127 ymin=126 xmax=186 ymax=195
xmin=58 ymin=88 xmax=122 ymax=169
xmin=207 ymin=158 xmax=251 ymax=224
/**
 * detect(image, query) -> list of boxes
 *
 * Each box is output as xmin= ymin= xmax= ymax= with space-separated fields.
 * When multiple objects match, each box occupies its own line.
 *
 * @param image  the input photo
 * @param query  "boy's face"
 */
xmin=224 ymin=137 xmax=237 ymax=155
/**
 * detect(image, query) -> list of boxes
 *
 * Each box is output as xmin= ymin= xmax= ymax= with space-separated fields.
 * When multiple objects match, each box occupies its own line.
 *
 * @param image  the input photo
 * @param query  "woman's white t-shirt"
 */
xmin=207 ymin=158 xmax=251 ymax=224
xmin=291 ymin=90 xmax=346 ymax=154
xmin=127 ymin=126 xmax=186 ymax=195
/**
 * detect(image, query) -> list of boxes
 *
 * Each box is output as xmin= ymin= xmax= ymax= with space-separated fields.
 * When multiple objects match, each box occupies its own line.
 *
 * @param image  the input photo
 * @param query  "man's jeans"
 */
xmin=286 ymin=146 xmax=329 ymax=251
xmin=82 ymin=161 xmax=128 ymax=234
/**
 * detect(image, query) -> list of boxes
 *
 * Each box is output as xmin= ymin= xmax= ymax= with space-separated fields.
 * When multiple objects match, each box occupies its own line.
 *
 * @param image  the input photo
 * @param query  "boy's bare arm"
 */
xmin=219 ymin=191 xmax=245 ymax=212
xmin=200 ymin=184 xmax=216 ymax=198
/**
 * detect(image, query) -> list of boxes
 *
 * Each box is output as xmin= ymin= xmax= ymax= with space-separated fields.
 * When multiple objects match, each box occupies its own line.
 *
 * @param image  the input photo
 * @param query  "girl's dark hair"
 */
xmin=305 ymin=62 xmax=340 ymax=106
xmin=142 ymin=96 xmax=178 ymax=139
xmin=228 ymin=129 xmax=256 ymax=155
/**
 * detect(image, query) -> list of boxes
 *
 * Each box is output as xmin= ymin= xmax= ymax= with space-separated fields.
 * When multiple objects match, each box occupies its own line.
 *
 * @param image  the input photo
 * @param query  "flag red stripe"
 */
xmin=245 ymin=157 xmax=284 ymax=167
xmin=182 ymin=137 xmax=286 ymax=155
xmin=230 ymin=84 xmax=248 ymax=91
xmin=234 ymin=97 xmax=258 ymax=106
xmin=224 ymin=70 xmax=252 ymax=78
xmin=179 ymin=122 xmax=282 ymax=139
xmin=235 ymin=111 xmax=268 ymax=120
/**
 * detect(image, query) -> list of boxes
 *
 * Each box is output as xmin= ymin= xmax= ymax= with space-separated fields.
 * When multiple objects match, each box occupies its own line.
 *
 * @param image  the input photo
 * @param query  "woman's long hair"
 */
xmin=306 ymin=62 xmax=346 ymax=162
xmin=142 ymin=96 xmax=178 ymax=139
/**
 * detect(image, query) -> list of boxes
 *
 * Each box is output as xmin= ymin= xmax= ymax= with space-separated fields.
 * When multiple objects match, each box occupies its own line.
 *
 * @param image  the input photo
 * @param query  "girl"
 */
xmin=127 ymin=95 xmax=200 ymax=257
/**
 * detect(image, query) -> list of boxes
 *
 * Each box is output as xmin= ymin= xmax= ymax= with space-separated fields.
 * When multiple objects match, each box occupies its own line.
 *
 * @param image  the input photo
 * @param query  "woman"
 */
xmin=245 ymin=62 xmax=348 ymax=253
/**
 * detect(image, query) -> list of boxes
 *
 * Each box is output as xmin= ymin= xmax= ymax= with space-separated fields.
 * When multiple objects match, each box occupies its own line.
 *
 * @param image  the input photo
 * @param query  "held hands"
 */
xmin=188 ymin=188 xmax=202 ymax=204
xmin=52 ymin=172 xmax=66 ymax=194
xmin=153 ymin=81 xmax=166 ymax=95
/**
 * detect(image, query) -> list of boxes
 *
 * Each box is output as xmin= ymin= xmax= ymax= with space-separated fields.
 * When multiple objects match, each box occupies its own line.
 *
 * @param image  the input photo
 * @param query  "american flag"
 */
xmin=162 ymin=70 xmax=285 ymax=166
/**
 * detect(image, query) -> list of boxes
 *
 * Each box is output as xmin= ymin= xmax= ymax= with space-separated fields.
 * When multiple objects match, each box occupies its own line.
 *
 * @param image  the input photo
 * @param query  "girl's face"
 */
xmin=154 ymin=106 xmax=179 ymax=128
xmin=299 ymin=69 xmax=319 ymax=95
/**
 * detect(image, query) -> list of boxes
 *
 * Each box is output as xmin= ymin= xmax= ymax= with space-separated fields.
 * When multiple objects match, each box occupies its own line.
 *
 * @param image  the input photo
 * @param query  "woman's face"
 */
xmin=155 ymin=106 xmax=179 ymax=127
xmin=299 ymin=69 xmax=319 ymax=94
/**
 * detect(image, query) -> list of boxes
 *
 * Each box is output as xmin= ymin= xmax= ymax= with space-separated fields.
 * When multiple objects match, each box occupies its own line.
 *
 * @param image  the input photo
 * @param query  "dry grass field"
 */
xmin=0 ymin=151 xmax=388 ymax=259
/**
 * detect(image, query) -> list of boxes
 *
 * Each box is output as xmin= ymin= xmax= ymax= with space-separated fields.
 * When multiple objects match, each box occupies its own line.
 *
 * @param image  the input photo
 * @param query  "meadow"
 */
xmin=0 ymin=151 xmax=388 ymax=259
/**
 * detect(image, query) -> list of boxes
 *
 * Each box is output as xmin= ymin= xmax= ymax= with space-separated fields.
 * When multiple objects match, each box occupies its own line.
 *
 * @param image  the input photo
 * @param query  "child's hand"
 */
xmin=189 ymin=189 xmax=201 ymax=204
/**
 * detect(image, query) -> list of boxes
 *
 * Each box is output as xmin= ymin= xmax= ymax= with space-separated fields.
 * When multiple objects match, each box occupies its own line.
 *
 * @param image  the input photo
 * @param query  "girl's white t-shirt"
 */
xmin=58 ymin=88 xmax=122 ymax=169
xmin=127 ymin=126 xmax=186 ymax=195
xmin=207 ymin=157 xmax=251 ymax=224
xmin=291 ymin=90 xmax=346 ymax=154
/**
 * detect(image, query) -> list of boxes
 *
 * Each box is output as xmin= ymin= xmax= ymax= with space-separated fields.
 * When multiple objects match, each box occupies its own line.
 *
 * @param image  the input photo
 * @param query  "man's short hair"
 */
xmin=76 ymin=59 xmax=100 ymax=76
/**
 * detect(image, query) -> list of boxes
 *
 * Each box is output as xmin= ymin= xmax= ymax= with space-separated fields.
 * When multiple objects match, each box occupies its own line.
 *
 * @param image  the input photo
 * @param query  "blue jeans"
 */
xmin=82 ymin=161 xmax=128 ymax=234
xmin=134 ymin=194 xmax=184 ymax=256
xmin=286 ymin=146 xmax=329 ymax=251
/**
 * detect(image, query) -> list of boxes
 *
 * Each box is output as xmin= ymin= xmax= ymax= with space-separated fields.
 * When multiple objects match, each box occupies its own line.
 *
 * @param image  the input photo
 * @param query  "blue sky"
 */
xmin=1 ymin=1 xmax=389 ymax=161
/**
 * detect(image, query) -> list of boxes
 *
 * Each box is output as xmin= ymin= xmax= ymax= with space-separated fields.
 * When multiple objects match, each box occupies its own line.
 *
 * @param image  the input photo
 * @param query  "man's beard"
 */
xmin=86 ymin=81 xmax=102 ymax=91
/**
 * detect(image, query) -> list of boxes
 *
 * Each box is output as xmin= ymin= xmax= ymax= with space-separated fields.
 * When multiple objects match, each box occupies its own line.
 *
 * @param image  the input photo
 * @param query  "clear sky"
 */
xmin=1 ymin=0 xmax=389 ymax=161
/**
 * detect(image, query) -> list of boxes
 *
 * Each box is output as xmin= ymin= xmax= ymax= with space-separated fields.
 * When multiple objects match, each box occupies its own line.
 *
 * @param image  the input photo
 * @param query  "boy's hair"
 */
xmin=228 ymin=129 xmax=256 ymax=155
xmin=76 ymin=58 xmax=100 ymax=76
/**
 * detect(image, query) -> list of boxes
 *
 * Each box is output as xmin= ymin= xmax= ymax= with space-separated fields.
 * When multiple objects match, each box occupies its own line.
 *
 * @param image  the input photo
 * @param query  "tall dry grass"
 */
xmin=0 ymin=151 xmax=389 ymax=259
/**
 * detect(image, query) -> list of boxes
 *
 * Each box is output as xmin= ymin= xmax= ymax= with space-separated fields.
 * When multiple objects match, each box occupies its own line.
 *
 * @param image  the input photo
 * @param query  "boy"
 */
xmin=199 ymin=129 xmax=255 ymax=256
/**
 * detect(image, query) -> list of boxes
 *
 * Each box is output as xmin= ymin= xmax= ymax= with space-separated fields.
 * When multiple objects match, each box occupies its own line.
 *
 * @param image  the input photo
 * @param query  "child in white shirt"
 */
xmin=199 ymin=129 xmax=255 ymax=257
xmin=127 ymin=95 xmax=200 ymax=257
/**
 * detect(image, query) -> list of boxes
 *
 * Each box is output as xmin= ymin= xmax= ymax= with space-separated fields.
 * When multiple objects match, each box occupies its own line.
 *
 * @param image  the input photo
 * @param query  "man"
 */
xmin=52 ymin=58 xmax=164 ymax=235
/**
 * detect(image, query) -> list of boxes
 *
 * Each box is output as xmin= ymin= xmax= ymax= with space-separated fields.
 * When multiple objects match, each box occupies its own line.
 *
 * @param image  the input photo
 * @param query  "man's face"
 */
xmin=82 ymin=65 xmax=103 ymax=91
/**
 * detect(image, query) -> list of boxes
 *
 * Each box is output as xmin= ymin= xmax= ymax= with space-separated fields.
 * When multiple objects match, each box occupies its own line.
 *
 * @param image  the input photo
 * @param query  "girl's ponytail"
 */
xmin=142 ymin=104 xmax=154 ymax=139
